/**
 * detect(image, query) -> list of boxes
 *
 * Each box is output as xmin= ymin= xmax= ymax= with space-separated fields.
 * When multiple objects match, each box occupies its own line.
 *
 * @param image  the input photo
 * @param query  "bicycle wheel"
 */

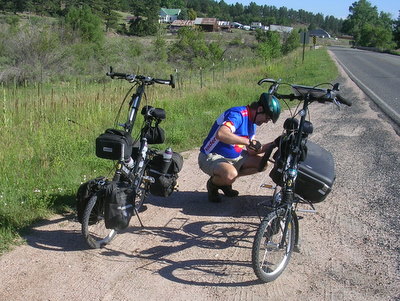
xmin=252 ymin=208 xmax=296 ymax=283
xmin=81 ymin=192 xmax=117 ymax=249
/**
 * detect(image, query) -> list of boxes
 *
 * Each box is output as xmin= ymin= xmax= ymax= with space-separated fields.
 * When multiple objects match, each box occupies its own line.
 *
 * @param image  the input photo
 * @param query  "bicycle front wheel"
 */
xmin=252 ymin=208 xmax=296 ymax=283
xmin=81 ymin=192 xmax=117 ymax=249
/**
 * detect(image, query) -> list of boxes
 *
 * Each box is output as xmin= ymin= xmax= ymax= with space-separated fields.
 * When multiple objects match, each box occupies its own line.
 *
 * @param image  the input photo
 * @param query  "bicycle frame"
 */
xmin=125 ymin=82 xmax=145 ymax=134
xmin=112 ymin=81 xmax=149 ymax=183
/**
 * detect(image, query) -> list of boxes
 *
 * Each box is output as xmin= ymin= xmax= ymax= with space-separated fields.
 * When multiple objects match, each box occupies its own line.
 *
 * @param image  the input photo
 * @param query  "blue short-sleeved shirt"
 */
xmin=200 ymin=106 xmax=256 ymax=159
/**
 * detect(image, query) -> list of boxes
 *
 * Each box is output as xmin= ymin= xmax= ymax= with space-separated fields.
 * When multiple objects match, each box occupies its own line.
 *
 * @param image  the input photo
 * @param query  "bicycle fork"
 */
xmin=279 ymin=190 xmax=300 ymax=253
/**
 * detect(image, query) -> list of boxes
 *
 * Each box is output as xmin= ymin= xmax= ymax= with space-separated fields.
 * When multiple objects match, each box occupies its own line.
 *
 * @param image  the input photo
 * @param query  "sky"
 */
xmin=223 ymin=0 xmax=399 ymax=20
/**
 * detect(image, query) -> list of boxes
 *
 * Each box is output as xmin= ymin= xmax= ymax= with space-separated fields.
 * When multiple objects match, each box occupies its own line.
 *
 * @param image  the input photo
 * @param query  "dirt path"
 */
xmin=0 ymin=53 xmax=399 ymax=301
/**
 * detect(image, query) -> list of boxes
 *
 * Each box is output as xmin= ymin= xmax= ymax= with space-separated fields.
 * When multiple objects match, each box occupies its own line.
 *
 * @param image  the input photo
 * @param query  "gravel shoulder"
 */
xmin=0 ymin=52 xmax=399 ymax=301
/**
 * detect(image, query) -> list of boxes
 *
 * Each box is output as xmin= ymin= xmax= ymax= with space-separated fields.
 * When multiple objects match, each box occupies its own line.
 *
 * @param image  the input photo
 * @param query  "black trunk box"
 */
xmin=270 ymin=140 xmax=335 ymax=203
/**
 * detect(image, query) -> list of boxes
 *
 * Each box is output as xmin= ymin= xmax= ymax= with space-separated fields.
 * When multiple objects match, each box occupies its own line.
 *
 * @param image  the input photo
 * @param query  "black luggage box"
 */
xmin=96 ymin=129 xmax=133 ymax=161
xmin=270 ymin=140 xmax=335 ymax=203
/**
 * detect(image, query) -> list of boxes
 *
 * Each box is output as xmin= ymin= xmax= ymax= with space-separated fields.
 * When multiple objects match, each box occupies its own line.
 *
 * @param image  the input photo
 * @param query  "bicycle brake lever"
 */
xmin=126 ymin=74 xmax=136 ymax=82
xmin=333 ymin=98 xmax=341 ymax=110
xmin=333 ymin=83 xmax=339 ymax=91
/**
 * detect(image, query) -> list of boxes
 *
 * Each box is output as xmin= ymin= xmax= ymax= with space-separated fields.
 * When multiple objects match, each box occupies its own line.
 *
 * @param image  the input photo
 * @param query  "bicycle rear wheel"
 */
xmin=81 ymin=192 xmax=117 ymax=249
xmin=252 ymin=208 xmax=295 ymax=283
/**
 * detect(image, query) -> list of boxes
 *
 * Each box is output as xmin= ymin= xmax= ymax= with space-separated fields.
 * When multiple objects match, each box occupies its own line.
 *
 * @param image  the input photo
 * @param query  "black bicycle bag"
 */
xmin=140 ymin=106 xmax=166 ymax=144
xmin=141 ymin=124 xmax=165 ymax=144
xmin=96 ymin=129 xmax=133 ymax=160
xmin=76 ymin=176 xmax=106 ymax=224
xmin=148 ymin=151 xmax=183 ymax=197
xmin=270 ymin=140 xmax=335 ymax=203
xmin=104 ymin=181 xmax=134 ymax=230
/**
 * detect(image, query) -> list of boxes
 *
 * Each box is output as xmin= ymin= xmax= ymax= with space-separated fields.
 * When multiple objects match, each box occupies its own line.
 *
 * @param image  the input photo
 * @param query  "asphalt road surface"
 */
xmin=329 ymin=46 xmax=400 ymax=125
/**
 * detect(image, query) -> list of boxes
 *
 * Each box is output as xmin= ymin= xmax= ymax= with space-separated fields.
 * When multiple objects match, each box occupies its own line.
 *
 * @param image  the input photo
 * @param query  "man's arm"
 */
xmin=215 ymin=125 xmax=250 ymax=146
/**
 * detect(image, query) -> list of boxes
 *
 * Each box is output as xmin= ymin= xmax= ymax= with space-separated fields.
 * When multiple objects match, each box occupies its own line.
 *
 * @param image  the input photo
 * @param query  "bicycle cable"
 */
xmin=114 ymin=84 xmax=136 ymax=129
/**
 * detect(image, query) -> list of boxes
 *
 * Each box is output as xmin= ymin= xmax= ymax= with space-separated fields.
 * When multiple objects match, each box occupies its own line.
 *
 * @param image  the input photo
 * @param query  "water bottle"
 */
xmin=161 ymin=147 xmax=173 ymax=174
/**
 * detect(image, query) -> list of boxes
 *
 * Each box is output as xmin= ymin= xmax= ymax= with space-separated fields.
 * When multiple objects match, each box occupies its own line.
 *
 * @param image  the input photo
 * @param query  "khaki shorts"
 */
xmin=198 ymin=151 xmax=249 ymax=176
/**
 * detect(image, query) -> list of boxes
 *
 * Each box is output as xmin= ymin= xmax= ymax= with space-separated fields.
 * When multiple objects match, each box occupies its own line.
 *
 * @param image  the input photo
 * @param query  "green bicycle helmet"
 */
xmin=258 ymin=93 xmax=281 ymax=123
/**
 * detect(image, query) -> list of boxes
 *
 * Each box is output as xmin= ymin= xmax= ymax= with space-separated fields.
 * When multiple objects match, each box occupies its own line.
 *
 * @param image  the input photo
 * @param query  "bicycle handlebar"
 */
xmin=106 ymin=67 xmax=175 ymax=88
xmin=276 ymin=91 xmax=352 ymax=107
xmin=257 ymin=79 xmax=352 ymax=172
xmin=258 ymin=78 xmax=352 ymax=107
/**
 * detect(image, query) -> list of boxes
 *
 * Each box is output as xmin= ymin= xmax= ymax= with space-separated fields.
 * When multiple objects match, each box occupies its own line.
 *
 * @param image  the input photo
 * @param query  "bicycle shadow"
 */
xmin=101 ymin=219 xmax=262 ymax=287
xmin=24 ymin=214 xmax=88 ymax=252
xmin=147 ymin=190 xmax=273 ymax=218
xmin=24 ymin=191 xmax=272 ymax=286
xmin=25 ymin=190 xmax=272 ymax=253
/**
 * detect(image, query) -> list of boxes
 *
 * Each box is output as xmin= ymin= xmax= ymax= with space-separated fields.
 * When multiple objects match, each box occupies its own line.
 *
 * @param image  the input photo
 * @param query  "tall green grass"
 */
xmin=0 ymin=48 xmax=338 ymax=253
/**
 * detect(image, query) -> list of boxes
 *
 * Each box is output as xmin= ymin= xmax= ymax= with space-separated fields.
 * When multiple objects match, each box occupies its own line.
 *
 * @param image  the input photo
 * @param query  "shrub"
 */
xmin=65 ymin=5 xmax=104 ymax=44
xmin=256 ymin=31 xmax=282 ymax=62
xmin=0 ymin=23 xmax=67 ymax=84
xmin=282 ymin=30 xmax=300 ymax=55
xmin=169 ymin=27 xmax=224 ymax=69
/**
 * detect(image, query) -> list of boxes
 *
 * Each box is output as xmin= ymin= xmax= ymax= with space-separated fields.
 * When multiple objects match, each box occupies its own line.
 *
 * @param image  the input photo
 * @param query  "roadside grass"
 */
xmin=0 ymin=47 xmax=338 ymax=253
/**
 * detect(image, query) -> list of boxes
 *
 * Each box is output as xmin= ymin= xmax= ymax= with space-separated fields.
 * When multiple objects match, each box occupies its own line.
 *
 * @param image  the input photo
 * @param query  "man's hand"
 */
xmin=248 ymin=139 xmax=262 ymax=152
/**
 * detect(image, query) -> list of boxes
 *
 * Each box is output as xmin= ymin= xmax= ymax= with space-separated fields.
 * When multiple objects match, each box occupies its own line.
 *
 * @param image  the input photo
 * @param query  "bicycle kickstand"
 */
xmin=134 ymin=208 xmax=144 ymax=228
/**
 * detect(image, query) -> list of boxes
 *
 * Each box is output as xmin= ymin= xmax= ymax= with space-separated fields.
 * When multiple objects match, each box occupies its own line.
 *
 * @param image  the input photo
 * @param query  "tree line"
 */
xmin=1 ymin=0 xmax=399 ymax=48
xmin=0 ymin=0 xmax=345 ymax=35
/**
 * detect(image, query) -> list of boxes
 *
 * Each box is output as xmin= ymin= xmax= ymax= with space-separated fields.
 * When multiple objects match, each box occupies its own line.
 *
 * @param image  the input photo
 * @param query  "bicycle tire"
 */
xmin=252 ymin=208 xmax=296 ymax=283
xmin=81 ymin=192 xmax=117 ymax=249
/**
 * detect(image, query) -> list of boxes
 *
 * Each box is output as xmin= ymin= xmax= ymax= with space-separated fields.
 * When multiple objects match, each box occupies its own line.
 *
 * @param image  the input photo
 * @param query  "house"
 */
xmin=169 ymin=20 xmax=195 ymax=33
xmin=269 ymin=25 xmax=293 ymax=33
xmin=159 ymin=8 xmax=181 ymax=23
xmin=309 ymin=29 xmax=331 ymax=38
xmin=194 ymin=18 xmax=218 ymax=32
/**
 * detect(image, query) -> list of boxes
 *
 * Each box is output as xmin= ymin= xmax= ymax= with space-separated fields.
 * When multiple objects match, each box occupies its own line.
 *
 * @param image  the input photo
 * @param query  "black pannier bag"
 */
xmin=141 ymin=106 xmax=166 ymax=144
xmin=270 ymin=140 xmax=335 ymax=203
xmin=96 ymin=129 xmax=133 ymax=160
xmin=148 ymin=151 xmax=183 ymax=197
xmin=76 ymin=176 xmax=106 ymax=224
xmin=141 ymin=124 xmax=165 ymax=145
xmin=104 ymin=181 xmax=134 ymax=230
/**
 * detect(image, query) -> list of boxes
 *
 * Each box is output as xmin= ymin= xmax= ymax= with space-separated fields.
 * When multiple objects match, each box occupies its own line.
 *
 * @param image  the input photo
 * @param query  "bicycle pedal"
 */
xmin=260 ymin=183 xmax=275 ymax=189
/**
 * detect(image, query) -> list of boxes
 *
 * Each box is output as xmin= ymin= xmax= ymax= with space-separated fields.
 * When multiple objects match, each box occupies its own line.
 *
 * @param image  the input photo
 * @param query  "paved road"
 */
xmin=329 ymin=46 xmax=400 ymax=125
